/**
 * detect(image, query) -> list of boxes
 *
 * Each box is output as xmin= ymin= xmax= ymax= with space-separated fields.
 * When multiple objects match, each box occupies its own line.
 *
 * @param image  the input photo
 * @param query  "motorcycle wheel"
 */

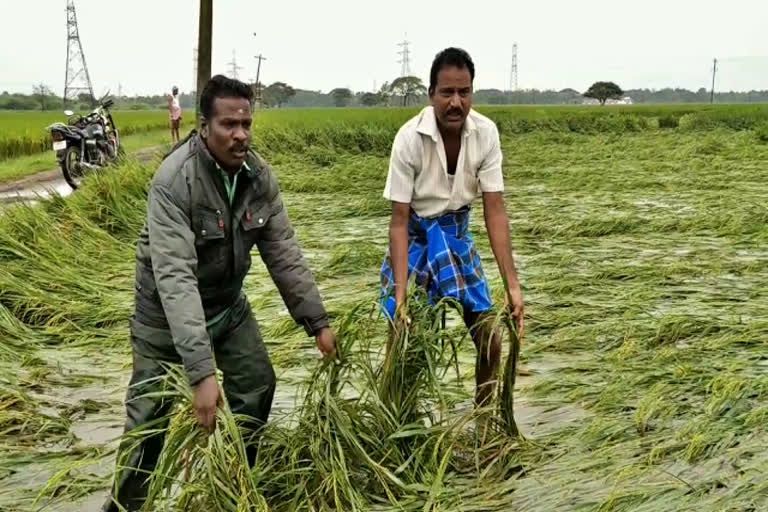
xmin=61 ymin=146 xmax=85 ymax=190
xmin=108 ymin=134 xmax=125 ymax=162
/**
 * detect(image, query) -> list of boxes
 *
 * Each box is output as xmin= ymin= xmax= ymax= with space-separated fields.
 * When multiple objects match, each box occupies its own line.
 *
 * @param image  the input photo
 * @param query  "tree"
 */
xmin=33 ymin=84 xmax=54 ymax=111
xmin=360 ymin=92 xmax=379 ymax=107
xmin=389 ymin=76 xmax=427 ymax=106
xmin=263 ymin=81 xmax=295 ymax=108
xmin=329 ymin=88 xmax=353 ymax=107
xmin=377 ymin=81 xmax=391 ymax=106
xmin=583 ymin=81 xmax=623 ymax=105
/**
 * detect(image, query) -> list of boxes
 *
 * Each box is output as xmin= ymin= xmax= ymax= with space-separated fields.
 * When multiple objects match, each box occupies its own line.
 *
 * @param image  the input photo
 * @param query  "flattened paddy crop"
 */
xmin=0 ymin=106 xmax=766 ymax=510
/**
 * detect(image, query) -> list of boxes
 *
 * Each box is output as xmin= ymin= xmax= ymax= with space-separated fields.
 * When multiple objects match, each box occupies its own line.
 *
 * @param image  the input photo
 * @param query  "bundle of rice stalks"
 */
xmin=104 ymin=293 xmax=522 ymax=511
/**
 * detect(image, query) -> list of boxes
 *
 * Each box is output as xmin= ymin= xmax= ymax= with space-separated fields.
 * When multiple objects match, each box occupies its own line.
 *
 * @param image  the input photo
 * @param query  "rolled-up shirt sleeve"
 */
xmin=477 ymin=124 xmax=504 ymax=193
xmin=383 ymin=129 xmax=416 ymax=204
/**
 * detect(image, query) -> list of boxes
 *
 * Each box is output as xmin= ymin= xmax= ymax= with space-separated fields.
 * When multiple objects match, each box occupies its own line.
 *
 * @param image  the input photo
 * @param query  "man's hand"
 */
xmin=193 ymin=375 xmax=220 ymax=434
xmin=394 ymin=301 xmax=411 ymax=332
xmin=315 ymin=327 xmax=337 ymax=359
xmin=504 ymin=280 xmax=525 ymax=341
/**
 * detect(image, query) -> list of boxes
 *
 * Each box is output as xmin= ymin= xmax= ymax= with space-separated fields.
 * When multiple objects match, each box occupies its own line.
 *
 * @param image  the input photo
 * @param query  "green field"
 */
xmin=0 ymin=106 xmax=767 ymax=510
xmin=0 ymin=110 xmax=194 ymax=161
xmin=4 ymin=103 xmax=768 ymax=162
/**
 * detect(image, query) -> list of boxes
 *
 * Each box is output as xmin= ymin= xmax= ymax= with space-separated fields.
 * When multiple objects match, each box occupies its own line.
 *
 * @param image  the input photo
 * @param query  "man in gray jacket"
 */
xmin=103 ymin=75 xmax=336 ymax=511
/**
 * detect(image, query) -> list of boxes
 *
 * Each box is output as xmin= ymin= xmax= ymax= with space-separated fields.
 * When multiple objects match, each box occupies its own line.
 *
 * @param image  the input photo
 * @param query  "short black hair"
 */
xmin=429 ymin=47 xmax=475 ymax=95
xmin=199 ymin=74 xmax=253 ymax=119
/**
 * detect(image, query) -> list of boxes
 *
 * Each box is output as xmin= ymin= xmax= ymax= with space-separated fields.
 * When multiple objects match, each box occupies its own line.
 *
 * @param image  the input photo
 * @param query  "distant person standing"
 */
xmin=168 ymin=86 xmax=182 ymax=143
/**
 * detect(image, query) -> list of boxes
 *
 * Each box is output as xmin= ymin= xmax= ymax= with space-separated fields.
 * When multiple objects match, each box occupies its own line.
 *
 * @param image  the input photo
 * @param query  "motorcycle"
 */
xmin=47 ymin=98 xmax=122 ymax=190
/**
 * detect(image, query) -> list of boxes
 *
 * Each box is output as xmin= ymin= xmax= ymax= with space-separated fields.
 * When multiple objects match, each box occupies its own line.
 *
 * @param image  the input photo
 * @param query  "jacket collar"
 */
xmin=416 ymin=105 xmax=477 ymax=141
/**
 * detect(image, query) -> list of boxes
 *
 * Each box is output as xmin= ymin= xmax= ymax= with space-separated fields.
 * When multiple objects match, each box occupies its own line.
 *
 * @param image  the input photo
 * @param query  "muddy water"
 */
xmin=17 ymin=348 xmax=588 ymax=510
xmin=0 ymin=176 xmax=72 ymax=205
xmin=0 ymin=145 xmax=162 ymax=208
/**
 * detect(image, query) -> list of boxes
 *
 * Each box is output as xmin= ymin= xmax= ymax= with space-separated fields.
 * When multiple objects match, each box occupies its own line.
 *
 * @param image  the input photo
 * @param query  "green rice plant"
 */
xmin=754 ymin=120 xmax=768 ymax=143
xmin=0 ymin=303 xmax=43 ymax=362
xmin=322 ymin=242 xmax=384 ymax=278
xmin=5 ymin=107 xmax=768 ymax=511
xmin=0 ymin=378 xmax=72 ymax=447
xmin=98 ymin=295 xmax=521 ymax=511
xmin=0 ymin=110 xmax=194 ymax=161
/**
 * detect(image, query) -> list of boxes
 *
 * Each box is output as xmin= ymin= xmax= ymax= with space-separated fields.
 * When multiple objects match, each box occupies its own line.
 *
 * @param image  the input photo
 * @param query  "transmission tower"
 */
xmin=228 ymin=49 xmax=244 ymax=80
xmin=63 ymin=0 xmax=95 ymax=108
xmin=397 ymin=35 xmax=411 ymax=77
xmin=509 ymin=43 xmax=518 ymax=91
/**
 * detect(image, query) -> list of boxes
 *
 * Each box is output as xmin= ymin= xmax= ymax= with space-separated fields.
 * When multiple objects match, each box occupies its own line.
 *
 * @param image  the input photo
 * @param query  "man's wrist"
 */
xmin=303 ymin=317 xmax=330 ymax=337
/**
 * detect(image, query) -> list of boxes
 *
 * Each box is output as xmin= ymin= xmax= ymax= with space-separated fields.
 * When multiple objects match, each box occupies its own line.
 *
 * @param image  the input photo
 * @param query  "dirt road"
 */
xmin=0 ymin=145 xmax=162 ymax=205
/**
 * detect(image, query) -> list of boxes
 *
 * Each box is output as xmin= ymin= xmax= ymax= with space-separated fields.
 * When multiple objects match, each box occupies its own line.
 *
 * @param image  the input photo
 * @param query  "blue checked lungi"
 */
xmin=380 ymin=206 xmax=493 ymax=320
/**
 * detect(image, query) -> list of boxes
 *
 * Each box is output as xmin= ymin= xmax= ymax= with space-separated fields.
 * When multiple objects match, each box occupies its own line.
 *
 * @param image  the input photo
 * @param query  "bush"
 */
xmin=658 ymin=114 xmax=680 ymax=129
xmin=755 ymin=121 xmax=768 ymax=143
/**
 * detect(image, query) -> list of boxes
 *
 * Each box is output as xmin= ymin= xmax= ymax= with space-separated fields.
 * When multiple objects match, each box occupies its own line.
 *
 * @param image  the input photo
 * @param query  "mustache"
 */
xmin=446 ymin=109 xmax=463 ymax=117
xmin=230 ymin=144 xmax=248 ymax=152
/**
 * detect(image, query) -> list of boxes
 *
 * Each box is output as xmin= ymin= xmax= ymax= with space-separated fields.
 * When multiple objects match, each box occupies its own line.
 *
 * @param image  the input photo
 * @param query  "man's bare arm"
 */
xmin=483 ymin=191 xmax=524 ymax=335
xmin=390 ymin=201 xmax=411 ymax=311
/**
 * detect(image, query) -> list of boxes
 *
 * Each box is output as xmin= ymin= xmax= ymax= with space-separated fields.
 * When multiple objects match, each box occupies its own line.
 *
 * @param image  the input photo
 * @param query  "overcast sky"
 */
xmin=1 ymin=0 xmax=766 ymax=97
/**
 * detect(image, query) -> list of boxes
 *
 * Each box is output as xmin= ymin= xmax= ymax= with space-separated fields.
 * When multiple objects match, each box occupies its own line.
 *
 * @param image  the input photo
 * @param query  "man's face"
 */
xmin=202 ymin=97 xmax=252 ymax=171
xmin=431 ymin=65 xmax=472 ymax=134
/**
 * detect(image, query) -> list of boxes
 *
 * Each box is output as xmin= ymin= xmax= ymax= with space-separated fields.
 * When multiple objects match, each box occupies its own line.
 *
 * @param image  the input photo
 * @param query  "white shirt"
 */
xmin=169 ymin=95 xmax=182 ymax=120
xmin=382 ymin=106 xmax=504 ymax=218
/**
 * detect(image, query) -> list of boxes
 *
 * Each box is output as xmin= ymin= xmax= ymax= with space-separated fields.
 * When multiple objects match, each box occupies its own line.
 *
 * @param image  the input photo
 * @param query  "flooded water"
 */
xmin=0 ymin=176 xmax=72 ymax=205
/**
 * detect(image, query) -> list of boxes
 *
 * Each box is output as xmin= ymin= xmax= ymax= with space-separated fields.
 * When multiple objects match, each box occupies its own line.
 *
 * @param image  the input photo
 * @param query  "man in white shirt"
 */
xmin=167 ymin=86 xmax=182 ymax=144
xmin=380 ymin=47 xmax=524 ymax=407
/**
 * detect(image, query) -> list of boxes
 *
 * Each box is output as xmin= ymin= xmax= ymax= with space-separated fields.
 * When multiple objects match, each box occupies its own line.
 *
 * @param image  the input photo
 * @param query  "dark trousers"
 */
xmin=102 ymin=295 xmax=276 ymax=512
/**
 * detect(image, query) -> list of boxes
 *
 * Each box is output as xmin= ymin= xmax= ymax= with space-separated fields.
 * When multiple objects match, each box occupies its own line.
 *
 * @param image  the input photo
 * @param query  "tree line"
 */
xmin=3 ymin=78 xmax=768 ymax=111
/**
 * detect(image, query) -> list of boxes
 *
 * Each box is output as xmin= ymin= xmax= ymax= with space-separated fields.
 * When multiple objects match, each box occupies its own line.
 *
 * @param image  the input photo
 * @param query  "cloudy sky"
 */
xmin=1 ymin=0 xmax=766 ymax=97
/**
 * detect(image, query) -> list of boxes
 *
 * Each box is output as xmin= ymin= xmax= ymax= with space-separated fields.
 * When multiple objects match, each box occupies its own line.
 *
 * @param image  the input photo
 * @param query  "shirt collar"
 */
xmin=416 ymin=105 xmax=477 ymax=141
xmin=215 ymin=159 xmax=250 ymax=178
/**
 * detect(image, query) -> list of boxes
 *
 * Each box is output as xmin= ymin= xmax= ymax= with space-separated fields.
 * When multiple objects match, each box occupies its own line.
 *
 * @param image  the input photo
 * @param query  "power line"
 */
xmin=63 ymin=0 xmax=95 ymax=107
xmin=397 ymin=35 xmax=411 ymax=77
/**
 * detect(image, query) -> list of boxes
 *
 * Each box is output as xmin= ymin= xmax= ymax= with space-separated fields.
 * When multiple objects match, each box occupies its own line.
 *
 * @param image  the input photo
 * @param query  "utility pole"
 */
xmin=196 ymin=0 xmax=213 ymax=124
xmin=397 ymin=35 xmax=411 ymax=77
xmin=252 ymin=32 xmax=266 ymax=108
xmin=63 ymin=0 xmax=95 ymax=108
xmin=509 ymin=43 xmax=518 ymax=92
xmin=254 ymin=54 xmax=267 ymax=106
xmin=227 ymin=49 xmax=243 ymax=80
xmin=710 ymin=58 xmax=718 ymax=104
xmin=192 ymin=46 xmax=198 ymax=96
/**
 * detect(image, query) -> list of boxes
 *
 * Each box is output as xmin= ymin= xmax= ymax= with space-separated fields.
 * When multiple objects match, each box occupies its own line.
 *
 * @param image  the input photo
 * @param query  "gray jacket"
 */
xmin=133 ymin=134 xmax=328 ymax=384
